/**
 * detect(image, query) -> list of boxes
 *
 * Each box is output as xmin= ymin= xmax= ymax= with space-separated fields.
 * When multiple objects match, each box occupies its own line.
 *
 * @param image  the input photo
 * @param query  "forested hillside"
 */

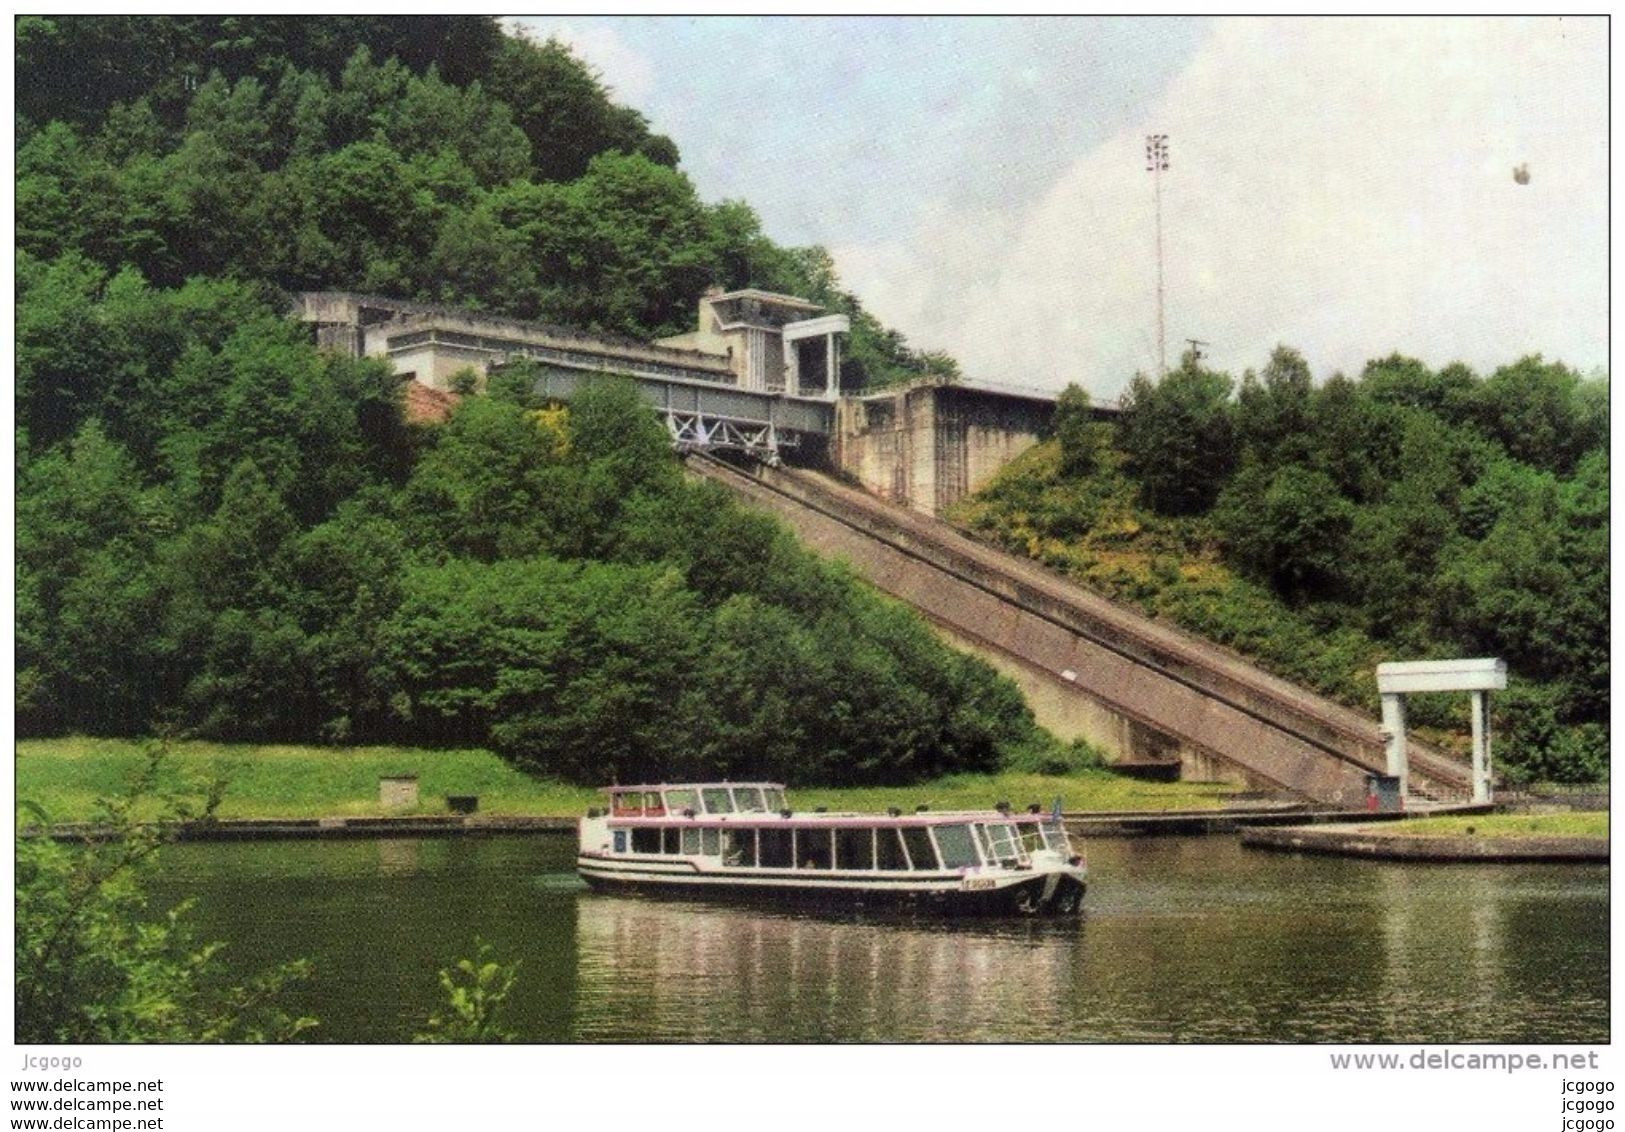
xmin=15 ymin=16 xmax=1047 ymax=785
xmin=954 ymin=348 xmax=1608 ymax=782
xmin=16 ymin=16 xmax=946 ymax=396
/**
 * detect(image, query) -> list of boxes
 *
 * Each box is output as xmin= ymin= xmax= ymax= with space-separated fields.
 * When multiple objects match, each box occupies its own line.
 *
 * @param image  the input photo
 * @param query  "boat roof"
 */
xmin=606 ymin=812 xmax=1055 ymax=828
xmin=601 ymin=782 xmax=787 ymax=794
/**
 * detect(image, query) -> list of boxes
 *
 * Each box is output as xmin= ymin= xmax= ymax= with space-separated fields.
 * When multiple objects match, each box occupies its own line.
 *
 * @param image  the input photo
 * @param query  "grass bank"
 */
xmin=1380 ymin=812 xmax=1609 ymax=839
xmin=17 ymin=738 xmax=1239 ymax=823
xmin=16 ymin=738 xmax=598 ymax=822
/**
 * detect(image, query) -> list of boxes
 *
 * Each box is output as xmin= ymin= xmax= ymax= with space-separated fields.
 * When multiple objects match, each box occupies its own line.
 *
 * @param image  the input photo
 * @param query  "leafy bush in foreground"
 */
xmin=15 ymin=746 xmax=316 ymax=1043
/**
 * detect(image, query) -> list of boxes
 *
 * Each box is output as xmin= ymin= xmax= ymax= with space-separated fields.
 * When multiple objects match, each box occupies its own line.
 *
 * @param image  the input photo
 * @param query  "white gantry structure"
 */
xmin=1375 ymin=658 xmax=1507 ymax=804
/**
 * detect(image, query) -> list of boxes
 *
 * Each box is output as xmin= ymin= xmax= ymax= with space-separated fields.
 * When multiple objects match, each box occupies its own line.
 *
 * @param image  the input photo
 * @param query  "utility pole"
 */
xmin=1145 ymin=133 xmax=1169 ymax=378
xmin=1185 ymin=338 xmax=1208 ymax=366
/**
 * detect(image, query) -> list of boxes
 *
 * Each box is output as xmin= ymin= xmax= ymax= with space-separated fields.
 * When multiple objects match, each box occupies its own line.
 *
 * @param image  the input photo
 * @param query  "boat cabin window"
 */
xmin=1041 ymin=821 xmax=1071 ymax=854
xmin=665 ymin=788 xmax=698 ymax=814
xmin=982 ymin=822 xmax=1023 ymax=865
xmin=971 ymin=823 xmax=995 ymax=863
xmin=932 ymin=824 xmax=980 ymax=870
xmin=702 ymin=787 xmax=735 ymax=814
xmin=643 ymin=791 xmax=666 ymax=817
xmin=724 ymin=829 xmax=756 ymax=867
xmin=732 ymin=787 xmax=767 ymax=812
xmin=758 ymin=827 xmax=792 ymax=869
xmin=835 ymin=827 xmax=873 ymax=871
xmin=611 ymin=792 xmax=642 ymax=817
xmin=613 ymin=830 xmax=627 ymax=853
xmin=662 ymin=827 xmax=679 ymax=853
xmin=901 ymin=826 xmax=937 ymax=870
xmin=764 ymin=788 xmax=786 ymax=812
xmin=701 ymin=828 xmax=720 ymax=856
xmin=631 ymin=827 xmax=661 ymax=854
xmin=681 ymin=828 xmax=702 ymax=854
xmin=876 ymin=828 xmax=909 ymax=871
xmin=796 ymin=829 xmax=832 ymax=870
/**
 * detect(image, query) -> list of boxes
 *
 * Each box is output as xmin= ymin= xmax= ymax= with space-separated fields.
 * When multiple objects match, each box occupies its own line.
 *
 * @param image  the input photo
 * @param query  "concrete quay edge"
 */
xmin=1240 ymin=823 xmax=1608 ymax=862
xmin=25 ymin=804 xmax=1505 ymax=844
xmin=28 ymin=814 xmax=577 ymax=843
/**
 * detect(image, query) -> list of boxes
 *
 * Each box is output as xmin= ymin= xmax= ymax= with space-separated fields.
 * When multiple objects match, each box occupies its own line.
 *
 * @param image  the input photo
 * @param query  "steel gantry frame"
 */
xmin=515 ymin=359 xmax=833 ymax=464
xmin=665 ymin=410 xmax=797 ymax=464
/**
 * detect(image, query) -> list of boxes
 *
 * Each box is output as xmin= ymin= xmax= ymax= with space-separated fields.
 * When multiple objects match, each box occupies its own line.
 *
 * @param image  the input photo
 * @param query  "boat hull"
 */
xmin=577 ymin=859 xmax=1086 ymax=917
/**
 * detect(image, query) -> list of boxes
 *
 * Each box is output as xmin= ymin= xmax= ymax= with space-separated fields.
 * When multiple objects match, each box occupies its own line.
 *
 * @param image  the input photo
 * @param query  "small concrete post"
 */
xmin=1380 ymin=693 xmax=1409 ymax=798
xmin=1470 ymin=690 xmax=1492 ymax=804
xmin=379 ymin=775 xmax=420 ymax=810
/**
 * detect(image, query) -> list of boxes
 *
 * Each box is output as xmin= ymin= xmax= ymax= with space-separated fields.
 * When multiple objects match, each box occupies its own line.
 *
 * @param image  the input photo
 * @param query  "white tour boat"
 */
xmin=576 ymin=782 xmax=1087 ymax=916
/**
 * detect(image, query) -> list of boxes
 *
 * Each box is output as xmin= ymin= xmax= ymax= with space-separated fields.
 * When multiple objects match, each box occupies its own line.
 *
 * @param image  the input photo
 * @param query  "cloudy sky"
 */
xmin=511 ymin=16 xmax=1607 ymax=399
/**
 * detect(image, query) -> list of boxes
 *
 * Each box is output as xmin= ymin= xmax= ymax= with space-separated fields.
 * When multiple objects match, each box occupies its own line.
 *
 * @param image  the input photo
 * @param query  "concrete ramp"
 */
xmin=693 ymin=456 xmax=1473 ymax=807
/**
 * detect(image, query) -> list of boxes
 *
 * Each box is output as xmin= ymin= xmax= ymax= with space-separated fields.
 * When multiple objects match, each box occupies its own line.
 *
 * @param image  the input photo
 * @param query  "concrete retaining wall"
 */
xmin=834 ymin=384 xmax=1053 ymax=515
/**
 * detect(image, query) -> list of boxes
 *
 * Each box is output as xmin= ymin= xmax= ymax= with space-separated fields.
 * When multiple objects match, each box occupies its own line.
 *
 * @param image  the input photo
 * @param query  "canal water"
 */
xmin=149 ymin=833 xmax=1608 ymax=1043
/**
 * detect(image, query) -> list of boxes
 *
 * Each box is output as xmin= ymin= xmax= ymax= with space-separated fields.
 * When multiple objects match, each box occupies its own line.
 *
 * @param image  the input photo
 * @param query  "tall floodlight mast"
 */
xmin=1145 ymin=134 xmax=1170 ymax=378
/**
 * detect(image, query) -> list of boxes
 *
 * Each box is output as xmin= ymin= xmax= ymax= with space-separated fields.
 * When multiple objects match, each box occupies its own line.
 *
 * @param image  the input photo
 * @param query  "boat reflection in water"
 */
xmin=571 ymin=895 xmax=1079 ymax=1042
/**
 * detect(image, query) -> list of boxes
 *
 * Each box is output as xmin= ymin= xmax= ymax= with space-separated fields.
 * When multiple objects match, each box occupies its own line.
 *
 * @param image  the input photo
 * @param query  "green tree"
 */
xmin=381 ymin=557 xmax=716 ymax=780
xmin=565 ymin=375 xmax=680 ymax=494
xmin=1052 ymin=382 xmax=1103 ymax=477
xmin=16 ymin=252 xmax=117 ymax=452
xmin=16 ymin=122 xmax=122 ymax=262
xmin=488 ymin=33 xmax=674 ymax=184
xmin=1234 ymin=345 xmax=1314 ymax=468
xmin=1344 ymin=412 xmax=1477 ymax=643
xmin=1473 ymin=355 xmax=1606 ymax=475
xmin=1361 ymin=353 xmax=1477 ymax=427
xmin=380 ymin=68 xmax=531 ymax=187
xmin=705 ymin=199 xmax=807 ymax=293
xmin=1437 ymin=449 xmax=1608 ymax=735
xmin=1492 ymin=683 xmax=1607 ymax=785
xmin=263 ymin=67 xmax=333 ymax=165
xmin=1117 ymin=355 xmax=1237 ymax=515
xmin=694 ymin=596 xmax=815 ymax=780
xmin=1306 ymin=373 xmax=1392 ymax=504
xmin=185 ymin=72 xmax=272 ymax=167
xmin=1214 ymin=463 xmax=1354 ymax=600
xmin=402 ymin=396 xmax=566 ymax=561
xmin=282 ymin=496 xmax=409 ymax=741
xmin=17 ymin=16 xmax=504 ymax=132
xmin=554 ymin=153 xmax=722 ymax=337
xmin=128 ymin=131 xmax=269 ymax=286
xmin=168 ymin=461 xmax=311 ymax=738
xmin=16 ymin=423 xmax=177 ymax=735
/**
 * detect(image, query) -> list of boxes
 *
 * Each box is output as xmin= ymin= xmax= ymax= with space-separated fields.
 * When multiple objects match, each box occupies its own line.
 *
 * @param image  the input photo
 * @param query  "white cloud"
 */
xmin=505 ymin=18 xmax=657 ymax=107
xmin=832 ymin=17 xmax=1607 ymax=399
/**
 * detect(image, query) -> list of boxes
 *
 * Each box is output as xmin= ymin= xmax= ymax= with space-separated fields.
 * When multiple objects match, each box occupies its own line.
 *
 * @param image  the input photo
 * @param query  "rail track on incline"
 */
xmin=691 ymin=453 xmax=1473 ymax=807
